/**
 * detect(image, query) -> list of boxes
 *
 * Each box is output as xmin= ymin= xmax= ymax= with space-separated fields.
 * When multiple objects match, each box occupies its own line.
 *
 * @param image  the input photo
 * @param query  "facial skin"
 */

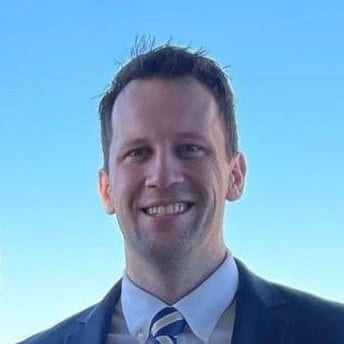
xmin=99 ymin=77 xmax=246 ymax=294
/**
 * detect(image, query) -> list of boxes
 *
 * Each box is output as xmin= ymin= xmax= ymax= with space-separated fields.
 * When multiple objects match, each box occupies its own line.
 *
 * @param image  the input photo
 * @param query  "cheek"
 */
xmin=187 ymin=161 xmax=217 ymax=200
xmin=203 ymin=160 xmax=228 ymax=199
xmin=111 ymin=168 xmax=143 ymax=208
xmin=201 ymin=159 xmax=223 ymax=183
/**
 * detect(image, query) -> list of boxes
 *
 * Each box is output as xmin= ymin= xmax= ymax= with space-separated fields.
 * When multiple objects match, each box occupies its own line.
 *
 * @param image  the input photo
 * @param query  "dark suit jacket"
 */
xmin=18 ymin=260 xmax=344 ymax=343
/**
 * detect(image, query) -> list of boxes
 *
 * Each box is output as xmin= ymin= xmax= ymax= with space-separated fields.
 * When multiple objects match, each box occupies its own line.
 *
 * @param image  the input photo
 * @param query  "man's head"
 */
xmin=99 ymin=44 xmax=238 ymax=172
xmin=98 ymin=43 xmax=246 ymax=265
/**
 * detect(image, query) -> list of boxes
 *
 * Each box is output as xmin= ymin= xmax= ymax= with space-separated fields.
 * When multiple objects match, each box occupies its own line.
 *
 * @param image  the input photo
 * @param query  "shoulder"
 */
xmin=259 ymin=275 xmax=344 ymax=342
xmin=17 ymin=279 xmax=122 ymax=344
xmin=268 ymin=282 xmax=344 ymax=343
xmin=235 ymin=259 xmax=344 ymax=342
xmin=17 ymin=305 xmax=96 ymax=344
xmin=236 ymin=258 xmax=344 ymax=317
xmin=275 ymin=282 xmax=344 ymax=330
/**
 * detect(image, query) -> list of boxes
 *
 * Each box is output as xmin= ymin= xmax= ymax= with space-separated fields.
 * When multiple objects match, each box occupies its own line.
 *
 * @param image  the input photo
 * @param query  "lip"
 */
xmin=140 ymin=201 xmax=195 ymax=218
xmin=140 ymin=200 xmax=194 ymax=210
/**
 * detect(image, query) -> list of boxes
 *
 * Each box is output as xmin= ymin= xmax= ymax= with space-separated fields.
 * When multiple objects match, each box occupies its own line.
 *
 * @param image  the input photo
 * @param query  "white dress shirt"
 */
xmin=106 ymin=252 xmax=238 ymax=343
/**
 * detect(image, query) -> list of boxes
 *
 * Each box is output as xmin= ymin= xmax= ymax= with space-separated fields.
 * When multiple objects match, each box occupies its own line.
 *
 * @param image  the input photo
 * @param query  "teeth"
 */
xmin=166 ymin=204 xmax=173 ymax=214
xmin=157 ymin=206 xmax=165 ymax=216
xmin=146 ymin=203 xmax=189 ymax=216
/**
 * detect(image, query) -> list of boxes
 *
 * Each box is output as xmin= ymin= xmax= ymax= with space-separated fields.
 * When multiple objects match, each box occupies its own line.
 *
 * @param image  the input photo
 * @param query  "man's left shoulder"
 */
xmin=272 ymin=280 xmax=344 ymax=341
xmin=236 ymin=259 xmax=344 ymax=342
xmin=276 ymin=281 xmax=344 ymax=320
xmin=237 ymin=259 xmax=344 ymax=321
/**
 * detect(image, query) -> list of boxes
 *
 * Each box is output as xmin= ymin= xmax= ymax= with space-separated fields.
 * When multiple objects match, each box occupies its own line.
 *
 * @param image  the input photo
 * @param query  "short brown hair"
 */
xmin=99 ymin=43 xmax=238 ymax=171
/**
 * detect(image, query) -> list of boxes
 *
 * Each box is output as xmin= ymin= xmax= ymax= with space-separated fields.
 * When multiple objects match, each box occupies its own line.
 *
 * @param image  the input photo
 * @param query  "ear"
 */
xmin=98 ymin=169 xmax=115 ymax=214
xmin=226 ymin=152 xmax=247 ymax=201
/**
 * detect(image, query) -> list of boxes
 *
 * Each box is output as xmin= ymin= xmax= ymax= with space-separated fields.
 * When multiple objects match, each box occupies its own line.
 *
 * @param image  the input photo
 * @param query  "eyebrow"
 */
xmin=174 ymin=131 xmax=207 ymax=141
xmin=118 ymin=138 xmax=150 ymax=151
xmin=117 ymin=132 xmax=208 ymax=153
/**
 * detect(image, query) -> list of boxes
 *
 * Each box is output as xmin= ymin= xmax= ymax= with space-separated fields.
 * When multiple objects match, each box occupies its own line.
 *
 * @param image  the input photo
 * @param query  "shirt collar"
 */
xmin=121 ymin=252 xmax=238 ymax=342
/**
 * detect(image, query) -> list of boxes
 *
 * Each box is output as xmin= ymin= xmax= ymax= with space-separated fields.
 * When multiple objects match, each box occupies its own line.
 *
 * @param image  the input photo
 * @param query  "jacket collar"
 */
xmin=67 ymin=259 xmax=289 ymax=344
xmin=65 ymin=281 xmax=122 ymax=344
xmin=232 ymin=259 xmax=289 ymax=344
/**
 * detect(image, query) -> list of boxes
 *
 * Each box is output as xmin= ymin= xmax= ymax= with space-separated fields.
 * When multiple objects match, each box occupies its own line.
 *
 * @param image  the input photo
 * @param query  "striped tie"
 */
xmin=150 ymin=307 xmax=186 ymax=344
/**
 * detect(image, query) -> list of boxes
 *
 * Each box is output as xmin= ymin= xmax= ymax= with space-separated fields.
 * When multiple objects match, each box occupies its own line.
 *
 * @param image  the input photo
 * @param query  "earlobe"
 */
xmin=98 ymin=169 xmax=116 ymax=214
xmin=226 ymin=152 xmax=247 ymax=201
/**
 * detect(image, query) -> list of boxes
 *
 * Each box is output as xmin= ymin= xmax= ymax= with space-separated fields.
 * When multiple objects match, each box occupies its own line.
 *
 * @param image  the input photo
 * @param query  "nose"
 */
xmin=145 ymin=148 xmax=184 ymax=188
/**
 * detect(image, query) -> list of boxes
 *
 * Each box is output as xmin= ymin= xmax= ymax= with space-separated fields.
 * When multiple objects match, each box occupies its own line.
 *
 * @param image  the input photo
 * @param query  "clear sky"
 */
xmin=1 ymin=1 xmax=343 ymax=343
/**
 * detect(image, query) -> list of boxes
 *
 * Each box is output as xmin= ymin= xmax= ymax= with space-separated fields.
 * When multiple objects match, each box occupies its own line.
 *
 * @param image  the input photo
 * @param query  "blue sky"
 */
xmin=1 ymin=1 xmax=343 ymax=342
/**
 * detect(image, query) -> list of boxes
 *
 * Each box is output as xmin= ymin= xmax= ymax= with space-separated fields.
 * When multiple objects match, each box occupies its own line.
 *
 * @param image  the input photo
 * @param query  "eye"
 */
xmin=125 ymin=147 xmax=152 ymax=162
xmin=177 ymin=144 xmax=203 ymax=157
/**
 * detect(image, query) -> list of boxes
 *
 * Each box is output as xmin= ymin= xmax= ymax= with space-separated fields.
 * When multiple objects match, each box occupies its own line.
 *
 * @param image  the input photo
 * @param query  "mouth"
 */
xmin=141 ymin=202 xmax=194 ymax=217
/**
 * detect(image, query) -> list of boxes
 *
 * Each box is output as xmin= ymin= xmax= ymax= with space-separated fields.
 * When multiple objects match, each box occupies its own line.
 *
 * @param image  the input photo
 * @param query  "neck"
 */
xmin=125 ymin=245 xmax=227 ymax=304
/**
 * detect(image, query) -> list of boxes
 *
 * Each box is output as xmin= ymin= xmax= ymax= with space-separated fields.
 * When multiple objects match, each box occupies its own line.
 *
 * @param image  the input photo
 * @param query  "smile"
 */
xmin=142 ymin=202 xmax=193 ymax=217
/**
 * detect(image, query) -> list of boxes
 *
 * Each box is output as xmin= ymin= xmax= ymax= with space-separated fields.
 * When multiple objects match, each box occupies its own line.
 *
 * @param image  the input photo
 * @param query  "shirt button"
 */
xmin=137 ymin=332 xmax=145 ymax=342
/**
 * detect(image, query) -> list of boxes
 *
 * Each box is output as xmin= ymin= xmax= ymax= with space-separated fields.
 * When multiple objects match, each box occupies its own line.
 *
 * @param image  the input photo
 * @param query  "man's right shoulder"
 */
xmin=16 ymin=279 xmax=122 ymax=344
xmin=17 ymin=305 xmax=96 ymax=344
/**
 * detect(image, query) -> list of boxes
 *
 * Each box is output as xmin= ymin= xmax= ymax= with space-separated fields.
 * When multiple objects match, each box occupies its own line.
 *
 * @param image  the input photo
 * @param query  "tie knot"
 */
xmin=150 ymin=307 xmax=186 ymax=343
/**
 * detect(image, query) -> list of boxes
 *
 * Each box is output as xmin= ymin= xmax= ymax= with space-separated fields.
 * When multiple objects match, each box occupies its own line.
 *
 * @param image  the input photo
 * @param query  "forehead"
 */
xmin=111 ymin=77 xmax=223 ymax=146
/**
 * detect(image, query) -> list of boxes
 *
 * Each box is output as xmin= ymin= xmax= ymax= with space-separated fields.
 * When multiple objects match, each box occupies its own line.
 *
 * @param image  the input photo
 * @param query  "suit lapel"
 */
xmin=232 ymin=260 xmax=289 ymax=344
xmin=64 ymin=260 xmax=289 ymax=344
xmin=65 ymin=281 xmax=122 ymax=344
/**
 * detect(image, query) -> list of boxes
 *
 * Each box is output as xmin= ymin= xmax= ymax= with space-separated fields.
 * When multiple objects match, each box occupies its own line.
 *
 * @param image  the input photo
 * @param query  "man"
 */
xmin=20 ymin=44 xmax=344 ymax=344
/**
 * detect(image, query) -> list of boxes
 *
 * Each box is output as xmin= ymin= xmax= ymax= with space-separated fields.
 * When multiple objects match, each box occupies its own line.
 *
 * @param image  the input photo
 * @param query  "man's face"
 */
xmin=99 ymin=77 xmax=245 ymax=261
